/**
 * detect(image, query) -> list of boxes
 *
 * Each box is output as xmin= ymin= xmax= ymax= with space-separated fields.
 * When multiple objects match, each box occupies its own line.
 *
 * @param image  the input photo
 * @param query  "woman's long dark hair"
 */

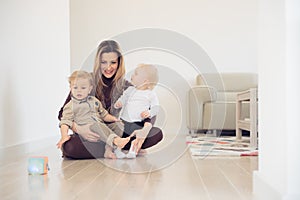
xmin=92 ymin=40 xmax=125 ymax=103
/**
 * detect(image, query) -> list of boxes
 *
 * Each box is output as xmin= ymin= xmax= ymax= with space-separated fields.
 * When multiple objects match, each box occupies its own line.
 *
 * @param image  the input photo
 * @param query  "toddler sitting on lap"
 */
xmin=57 ymin=70 xmax=130 ymax=159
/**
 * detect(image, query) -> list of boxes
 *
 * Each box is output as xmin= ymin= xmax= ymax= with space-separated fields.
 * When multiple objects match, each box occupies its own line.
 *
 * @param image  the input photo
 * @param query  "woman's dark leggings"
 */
xmin=62 ymin=124 xmax=163 ymax=159
xmin=62 ymin=134 xmax=106 ymax=159
xmin=121 ymin=120 xmax=163 ymax=151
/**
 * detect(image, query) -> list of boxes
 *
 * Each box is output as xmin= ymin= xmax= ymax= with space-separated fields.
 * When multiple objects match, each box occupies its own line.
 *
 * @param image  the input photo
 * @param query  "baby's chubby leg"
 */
xmin=106 ymin=121 xmax=130 ymax=149
xmin=106 ymin=121 xmax=124 ymax=137
xmin=90 ymin=122 xmax=129 ymax=148
xmin=113 ymin=137 xmax=130 ymax=149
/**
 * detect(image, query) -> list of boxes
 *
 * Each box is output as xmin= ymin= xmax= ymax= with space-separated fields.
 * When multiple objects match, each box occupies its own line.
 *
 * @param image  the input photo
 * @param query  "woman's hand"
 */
xmin=130 ymin=130 xmax=147 ymax=154
xmin=114 ymin=101 xmax=122 ymax=109
xmin=72 ymin=123 xmax=100 ymax=142
xmin=103 ymin=114 xmax=121 ymax=123
xmin=56 ymin=135 xmax=71 ymax=149
xmin=111 ymin=116 xmax=121 ymax=122
xmin=130 ymin=138 xmax=145 ymax=154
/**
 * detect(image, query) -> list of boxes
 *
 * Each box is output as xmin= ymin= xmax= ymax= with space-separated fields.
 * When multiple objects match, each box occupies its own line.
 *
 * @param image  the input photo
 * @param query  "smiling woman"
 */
xmin=58 ymin=40 xmax=163 ymax=159
xmin=100 ymin=52 xmax=119 ymax=78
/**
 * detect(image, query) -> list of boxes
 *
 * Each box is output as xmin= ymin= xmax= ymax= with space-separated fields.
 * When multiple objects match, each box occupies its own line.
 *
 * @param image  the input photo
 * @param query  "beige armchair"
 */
xmin=187 ymin=73 xmax=257 ymax=134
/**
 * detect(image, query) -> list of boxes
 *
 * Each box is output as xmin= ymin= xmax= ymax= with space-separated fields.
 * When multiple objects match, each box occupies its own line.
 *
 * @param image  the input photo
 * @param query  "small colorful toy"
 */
xmin=27 ymin=156 xmax=50 ymax=175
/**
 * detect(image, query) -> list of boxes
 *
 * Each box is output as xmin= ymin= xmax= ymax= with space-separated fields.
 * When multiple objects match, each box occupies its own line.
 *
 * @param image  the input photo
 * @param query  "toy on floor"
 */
xmin=27 ymin=156 xmax=50 ymax=175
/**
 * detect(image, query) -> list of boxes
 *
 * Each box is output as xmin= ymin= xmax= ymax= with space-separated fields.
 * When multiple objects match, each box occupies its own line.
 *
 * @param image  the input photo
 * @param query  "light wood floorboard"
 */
xmin=0 ymin=134 xmax=258 ymax=200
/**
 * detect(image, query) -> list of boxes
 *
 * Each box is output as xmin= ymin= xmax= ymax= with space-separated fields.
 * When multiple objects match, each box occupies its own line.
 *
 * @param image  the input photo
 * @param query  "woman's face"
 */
xmin=100 ymin=52 xmax=119 ymax=78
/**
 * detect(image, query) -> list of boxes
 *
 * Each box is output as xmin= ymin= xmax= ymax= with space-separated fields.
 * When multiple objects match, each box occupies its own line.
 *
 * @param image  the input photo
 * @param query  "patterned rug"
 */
xmin=186 ymin=134 xmax=258 ymax=158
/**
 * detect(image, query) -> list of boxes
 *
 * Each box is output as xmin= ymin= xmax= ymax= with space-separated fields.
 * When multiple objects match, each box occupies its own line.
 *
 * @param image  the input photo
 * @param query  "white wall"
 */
xmin=69 ymin=0 xmax=259 ymax=134
xmin=70 ymin=0 xmax=258 ymax=78
xmin=285 ymin=0 xmax=300 ymax=196
xmin=0 ymin=0 xmax=70 ymax=148
xmin=254 ymin=0 xmax=300 ymax=199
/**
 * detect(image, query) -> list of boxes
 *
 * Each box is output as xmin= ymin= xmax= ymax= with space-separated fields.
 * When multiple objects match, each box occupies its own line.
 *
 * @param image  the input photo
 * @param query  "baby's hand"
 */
xmin=140 ymin=110 xmax=150 ymax=119
xmin=56 ymin=135 xmax=71 ymax=149
xmin=114 ymin=101 xmax=122 ymax=109
xmin=112 ymin=116 xmax=121 ymax=122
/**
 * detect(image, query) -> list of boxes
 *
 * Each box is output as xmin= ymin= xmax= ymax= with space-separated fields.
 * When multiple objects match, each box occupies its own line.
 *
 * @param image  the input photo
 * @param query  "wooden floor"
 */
xmin=0 ymin=133 xmax=258 ymax=200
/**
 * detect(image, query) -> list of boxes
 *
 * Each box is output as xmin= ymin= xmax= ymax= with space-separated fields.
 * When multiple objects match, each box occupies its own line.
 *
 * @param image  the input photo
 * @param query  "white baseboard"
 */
xmin=253 ymin=171 xmax=282 ymax=200
xmin=0 ymin=135 xmax=58 ymax=166
xmin=253 ymin=171 xmax=300 ymax=200
xmin=282 ymin=194 xmax=300 ymax=200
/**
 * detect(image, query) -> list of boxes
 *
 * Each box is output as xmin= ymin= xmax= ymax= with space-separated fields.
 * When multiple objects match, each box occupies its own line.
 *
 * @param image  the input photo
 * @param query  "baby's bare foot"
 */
xmin=113 ymin=137 xmax=130 ymax=149
xmin=104 ymin=149 xmax=117 ymax=159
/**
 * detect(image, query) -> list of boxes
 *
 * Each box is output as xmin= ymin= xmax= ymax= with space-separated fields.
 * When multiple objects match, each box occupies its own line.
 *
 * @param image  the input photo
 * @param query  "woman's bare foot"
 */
xmin=113 ymin=137 xmax=130 ymax=148
xmin=104 ymin=149 xmax=117 ymax=159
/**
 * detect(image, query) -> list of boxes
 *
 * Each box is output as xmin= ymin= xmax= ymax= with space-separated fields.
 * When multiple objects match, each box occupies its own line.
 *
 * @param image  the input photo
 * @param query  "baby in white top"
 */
xmin=114 ymin=63 xmax=159 ymax=158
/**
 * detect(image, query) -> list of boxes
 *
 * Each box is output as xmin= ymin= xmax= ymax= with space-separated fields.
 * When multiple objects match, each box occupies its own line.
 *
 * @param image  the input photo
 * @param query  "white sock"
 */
xmin=114 ymin=148 xmax=126 ymax=159
xmin=126 ymin=144 xmax=136 ymax=159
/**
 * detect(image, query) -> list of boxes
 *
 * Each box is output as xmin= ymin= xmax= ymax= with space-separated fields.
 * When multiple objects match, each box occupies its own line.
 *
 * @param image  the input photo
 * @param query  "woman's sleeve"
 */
xmin=110 ymin=79 xmax=133 ymax=117
xmin=124 ymin=79 xmax=133 ymax=90
xmin=117 ymin=86 xmax=134 ymax=105
xmin=58 ymin=92 xmax=71 ymax=120
xmin=118 ymin=79 xmax=133 ymax=103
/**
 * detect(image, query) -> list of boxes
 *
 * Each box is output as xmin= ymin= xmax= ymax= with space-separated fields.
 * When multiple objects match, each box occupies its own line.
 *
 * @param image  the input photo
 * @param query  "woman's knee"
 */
xmin=61 ymin=135 xmax=82 ymax=158
xmin=149 ymin=127 xmax=163 ymax=141
xmin=141 ymin=127 xmax=163 ymax=149
xmin=62 ymin=141 xmax=75 ymax=157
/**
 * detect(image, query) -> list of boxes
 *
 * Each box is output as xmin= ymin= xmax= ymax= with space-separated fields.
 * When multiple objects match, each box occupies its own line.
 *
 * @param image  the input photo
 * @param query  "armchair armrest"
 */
xmin=189 ymin=86 xmax=217 ymax=103
xmin=187 ymin=86 xmax=217 ymax=130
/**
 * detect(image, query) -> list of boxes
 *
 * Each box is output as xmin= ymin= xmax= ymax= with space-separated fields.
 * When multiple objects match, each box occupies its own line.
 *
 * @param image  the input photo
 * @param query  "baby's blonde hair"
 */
xmin=137 ymin=64 xmax=159 ymax=90
xmin=68 ymin=70 xmax=94 ymax=86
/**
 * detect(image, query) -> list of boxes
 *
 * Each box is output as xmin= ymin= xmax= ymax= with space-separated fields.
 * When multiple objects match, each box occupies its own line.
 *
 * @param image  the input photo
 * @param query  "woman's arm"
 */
xmin=110 ymin=79 xmax=133 ymax=117
xmin=114 ymin=86 xmax=134 ymax=109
